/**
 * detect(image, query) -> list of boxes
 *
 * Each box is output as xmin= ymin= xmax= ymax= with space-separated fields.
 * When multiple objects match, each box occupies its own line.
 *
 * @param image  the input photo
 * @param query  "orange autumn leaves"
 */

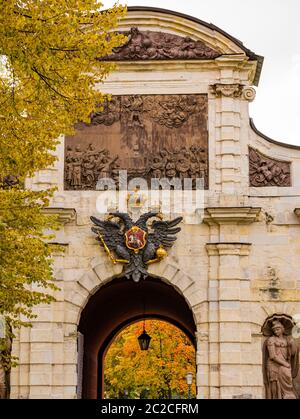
xmin=104 ymin=320 xmax=196 ymax=399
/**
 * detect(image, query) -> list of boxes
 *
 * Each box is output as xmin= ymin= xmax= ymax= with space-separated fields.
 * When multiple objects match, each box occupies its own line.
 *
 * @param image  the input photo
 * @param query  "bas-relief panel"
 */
xmin=64 ymin=94 xmax=209 ymax=190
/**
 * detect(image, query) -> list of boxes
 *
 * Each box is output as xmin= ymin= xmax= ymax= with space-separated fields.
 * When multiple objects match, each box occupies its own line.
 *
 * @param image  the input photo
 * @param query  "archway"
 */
xmin=78 ymin=276 xmax=196 ymax=399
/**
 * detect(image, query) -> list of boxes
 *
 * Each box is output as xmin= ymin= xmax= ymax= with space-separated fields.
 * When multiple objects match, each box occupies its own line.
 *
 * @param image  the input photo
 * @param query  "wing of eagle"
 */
xmin=90 ymin=216 xmax=130 ymax=261
xmin=143 ymin=217 xmax=183 ymax=263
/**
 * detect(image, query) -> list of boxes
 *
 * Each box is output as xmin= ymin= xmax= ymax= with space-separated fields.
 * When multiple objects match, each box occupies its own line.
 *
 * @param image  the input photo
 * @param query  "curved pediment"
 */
xmin=107 ymin=7 xmax=263 ymax=85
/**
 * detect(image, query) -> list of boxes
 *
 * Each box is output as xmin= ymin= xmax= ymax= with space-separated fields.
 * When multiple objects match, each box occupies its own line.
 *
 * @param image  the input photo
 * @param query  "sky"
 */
xmin=104 ymin=0 xmax=300 ymax=146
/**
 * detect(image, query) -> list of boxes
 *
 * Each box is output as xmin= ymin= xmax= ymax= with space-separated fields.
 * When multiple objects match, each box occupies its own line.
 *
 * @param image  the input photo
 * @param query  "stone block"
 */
xmin=30 ymin=373 xmax=52 ymax=386
xmin=219 ymin=286 xmax=240 ymax=301
xmin=220 ymin=97 xmax=235 ymax=112
xmin=220 ymin=365 xmax=242 ymax=386
xmin=221 ymin=127 xmax=235 ymax=141
xmin=63 ymin=386 xmax=77 ymax=399
xmin=29 ymin=386 xmax=52 ymax=398
xmin=64 ymin=304 xmax=80 ymax=324
xmin=219 ymin=323 xmax=242 ymax=342
xmin=78 ymin=272 xmax=100 ymax=294
xmin=219 ymin=343 xmax=241 ymax=364
xmin=161 ymin=264 xmax=179 ymax=281
xmin=93 ymin=262 xmax=122 ymax=282
xmin=185 ymin=287 xmax=207 ymax=307
xmin=175 ymin=273 xmax=194 ymax=293
xmin=197 ymin=366 xmax=209 ymax=387
xmin=30 ymin=348 xmax=53 ymax=364
xmin=193 ymin=302 xmax=208 ymax=324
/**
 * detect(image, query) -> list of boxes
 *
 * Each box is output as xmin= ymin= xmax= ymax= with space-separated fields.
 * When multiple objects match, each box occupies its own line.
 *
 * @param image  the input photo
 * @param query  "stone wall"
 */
xmin=10 ymin=8 xmax=300 ymax=399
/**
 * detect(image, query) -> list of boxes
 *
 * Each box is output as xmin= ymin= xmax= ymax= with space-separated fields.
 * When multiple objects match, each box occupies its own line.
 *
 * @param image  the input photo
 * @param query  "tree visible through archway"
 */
xmin=104 ymin=319 xmax=196 ymax=399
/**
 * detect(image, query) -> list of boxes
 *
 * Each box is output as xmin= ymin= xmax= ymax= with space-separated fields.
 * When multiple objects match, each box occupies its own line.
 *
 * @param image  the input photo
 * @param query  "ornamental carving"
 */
xmin=65 ymin=94 xmax=209 ymax=190
xmin=100 ymin=27 xmax=220 ymax=61
xmin=210 ymin=83 xmax=244 ymax=98
xmin=249 ymin=147 xmax=291 ymax=187
xmin=242 ymin=87 xmax=256 ymax=102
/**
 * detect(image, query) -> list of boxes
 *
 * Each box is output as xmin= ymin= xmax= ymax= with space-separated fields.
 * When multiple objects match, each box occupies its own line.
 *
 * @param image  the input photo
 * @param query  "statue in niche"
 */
xmin=262 ymin=316 xmax=299 ymax=399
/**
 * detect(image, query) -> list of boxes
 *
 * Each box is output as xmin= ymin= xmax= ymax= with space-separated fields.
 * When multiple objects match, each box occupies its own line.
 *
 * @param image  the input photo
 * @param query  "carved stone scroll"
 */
xmin=100 ymin=27 xmax=220 ymax=61
xmin=65 ymin=94 xmax=209 ymax=190
xmin=249 ymin=147 xmax=291 ymax=187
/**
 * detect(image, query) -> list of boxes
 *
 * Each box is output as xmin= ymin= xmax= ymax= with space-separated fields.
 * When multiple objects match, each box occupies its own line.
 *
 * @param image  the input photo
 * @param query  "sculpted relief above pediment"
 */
xmin=99 ymin=27 xmax=221 ymax=61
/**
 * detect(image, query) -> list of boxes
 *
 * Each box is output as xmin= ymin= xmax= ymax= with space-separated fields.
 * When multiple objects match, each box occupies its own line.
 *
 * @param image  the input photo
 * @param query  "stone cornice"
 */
xmin=203 ymin=207 xmax=261 ymax=225
xmin=107 ymin=57 xmax=255 ymax=74
xmin=206 ymin=243 xmax=252 ymax=256
xmin=43 ymin=207 xmax=76 ymax=225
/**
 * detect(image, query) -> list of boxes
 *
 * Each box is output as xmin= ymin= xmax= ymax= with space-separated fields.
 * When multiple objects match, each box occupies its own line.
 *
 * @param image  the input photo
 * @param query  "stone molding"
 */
xmin=205 ymin=242 xmax=252 ymax=256
xmin=42 ymin=207 xmax=76 ymax=225
xmin=203 ymin=207 xmax=261 ymax=225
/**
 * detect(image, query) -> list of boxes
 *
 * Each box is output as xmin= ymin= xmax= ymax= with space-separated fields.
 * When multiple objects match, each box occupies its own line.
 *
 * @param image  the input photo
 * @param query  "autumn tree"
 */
xmin=104 ymin=320 xmax=196 ymax=399
xmin=0 ymin=1 xmax=126 ymax=331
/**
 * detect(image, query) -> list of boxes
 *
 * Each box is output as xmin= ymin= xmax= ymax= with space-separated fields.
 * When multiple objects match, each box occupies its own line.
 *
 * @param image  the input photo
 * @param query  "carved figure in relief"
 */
xmin=150 ymin=156 xmax=165 ymax=178
xmin=65 ymin=145 xmax=74 ymax=184
xmin=90 ymin=98 xmax=120 ymax=126
xmin=70 ymin=146 xmax=83 ymax=188
xmin=123 ymin=95 xmax=144 ymax=128
xmin=98 ymin=156 xmax=119 ymax=180
xmin=177 ymin=157 xmax=190 ymax=180
xmin=82 ymin=155 xmax=96 ymax=187
xmin=64 ymin=144 xmax=119 ymax=190
xmin=262 ymin=319 xmax=299 ymax=399
xmin=165 ymin=158 xmax=177 ymax=178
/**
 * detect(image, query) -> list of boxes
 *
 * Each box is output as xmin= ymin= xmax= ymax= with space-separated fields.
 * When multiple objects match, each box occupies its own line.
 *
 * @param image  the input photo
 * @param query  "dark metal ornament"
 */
xmin=91 ymin=212 xmax=182 ymax=282
xmin=138 ymin=330 xmax=151 ymax=351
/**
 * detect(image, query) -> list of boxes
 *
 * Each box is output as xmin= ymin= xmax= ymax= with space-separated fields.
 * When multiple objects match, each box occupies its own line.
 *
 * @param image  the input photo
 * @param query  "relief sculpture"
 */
xmin=65 ymin=94 xmax=209 ymax=190
xmin=262 ymin=315 xmax=299 ymax=399
xmin=100 ymin=27 xmax=220 ymax=61
xmin=249 ymin=147 xmax=291 ymax=187
xmin=65 ymin=145 xmax=120 ymax=190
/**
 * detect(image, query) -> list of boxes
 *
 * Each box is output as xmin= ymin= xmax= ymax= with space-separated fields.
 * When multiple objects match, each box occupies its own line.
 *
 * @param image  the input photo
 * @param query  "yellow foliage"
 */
xmin=104 ymin=320 xmax=197 ymax=399
xmin=0 ymin=0 xmax=126 ymax=179
xmin=0 ymin=1 xmax=126 ymax=338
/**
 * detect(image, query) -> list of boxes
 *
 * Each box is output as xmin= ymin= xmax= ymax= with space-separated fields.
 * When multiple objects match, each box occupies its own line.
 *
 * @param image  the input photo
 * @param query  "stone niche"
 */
xmin=64 ymin=94 xmax=209 ymax=190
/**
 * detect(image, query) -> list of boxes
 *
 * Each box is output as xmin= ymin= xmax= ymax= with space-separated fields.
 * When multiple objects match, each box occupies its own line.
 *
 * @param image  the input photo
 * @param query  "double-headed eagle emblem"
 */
xmin=91 ymin=212 xmax=183 ymax=282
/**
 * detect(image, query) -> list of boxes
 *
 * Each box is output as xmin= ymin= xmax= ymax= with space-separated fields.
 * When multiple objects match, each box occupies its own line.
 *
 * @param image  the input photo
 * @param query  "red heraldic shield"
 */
xmin=125 ymin=226 xmax=147 ymax=252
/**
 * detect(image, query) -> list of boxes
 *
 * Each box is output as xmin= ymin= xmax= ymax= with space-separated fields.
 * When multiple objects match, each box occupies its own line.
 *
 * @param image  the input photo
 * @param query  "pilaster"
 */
xmin=203 ymin=207 xmax=260 ymax=398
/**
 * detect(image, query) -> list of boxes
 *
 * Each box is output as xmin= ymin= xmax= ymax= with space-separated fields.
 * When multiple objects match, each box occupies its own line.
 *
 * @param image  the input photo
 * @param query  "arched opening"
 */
xmin=103 ymin=319 xmax=196 ymax=399
xmin=78 ymin=276 xmax=196 ymax=399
